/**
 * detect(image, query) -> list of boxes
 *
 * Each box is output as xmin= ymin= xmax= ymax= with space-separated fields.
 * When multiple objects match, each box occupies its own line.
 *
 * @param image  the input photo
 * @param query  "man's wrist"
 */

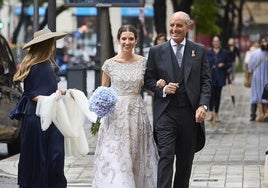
xmin=201 ymin=105 xmax=208 ymax=112
xmin=162 ymin=86 xmax=167 ymax=97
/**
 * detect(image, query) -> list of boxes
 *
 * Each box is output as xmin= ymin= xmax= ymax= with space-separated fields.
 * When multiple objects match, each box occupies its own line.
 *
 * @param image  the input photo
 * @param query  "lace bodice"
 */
xmin=102 ymin=58 xmax=146 ymax=95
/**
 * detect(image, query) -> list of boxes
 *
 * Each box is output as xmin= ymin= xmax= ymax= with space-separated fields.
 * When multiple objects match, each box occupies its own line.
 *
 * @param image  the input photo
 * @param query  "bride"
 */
xmin=91 ymin=25 xmax=161 ymax=188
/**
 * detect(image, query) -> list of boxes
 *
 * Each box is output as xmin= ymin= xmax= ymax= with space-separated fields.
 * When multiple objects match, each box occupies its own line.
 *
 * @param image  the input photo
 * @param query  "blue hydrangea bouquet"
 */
xmin=88 ymin=86 xmax=117 ymax=135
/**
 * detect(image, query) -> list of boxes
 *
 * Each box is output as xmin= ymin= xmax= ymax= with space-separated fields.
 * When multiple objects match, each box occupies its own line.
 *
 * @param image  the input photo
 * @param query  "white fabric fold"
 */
xmin=36 ymin=89 xmax=98 ymax=156
xmin=36 ymin=93 xmax=57 ymax=131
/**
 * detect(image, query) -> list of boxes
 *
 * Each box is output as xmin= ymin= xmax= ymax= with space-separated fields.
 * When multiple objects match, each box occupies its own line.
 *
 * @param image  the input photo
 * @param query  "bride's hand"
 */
xmin=156 ymin=79 xmax=166 ymax=88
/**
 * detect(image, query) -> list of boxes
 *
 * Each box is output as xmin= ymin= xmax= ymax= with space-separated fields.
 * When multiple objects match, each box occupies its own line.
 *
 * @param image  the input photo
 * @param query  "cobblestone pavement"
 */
xmin=0 ymin=73 xmax=268 ymax=188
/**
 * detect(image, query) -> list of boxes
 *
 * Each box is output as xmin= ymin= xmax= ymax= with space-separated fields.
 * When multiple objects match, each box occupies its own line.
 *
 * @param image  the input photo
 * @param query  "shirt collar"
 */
xmin=170 ymin=38 xmax=186 ymax=47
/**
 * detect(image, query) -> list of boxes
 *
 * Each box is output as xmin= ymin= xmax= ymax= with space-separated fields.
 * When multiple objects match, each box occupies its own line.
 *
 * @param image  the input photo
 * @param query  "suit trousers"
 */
xmin=155 ymin=102 xmax=198 ymax=188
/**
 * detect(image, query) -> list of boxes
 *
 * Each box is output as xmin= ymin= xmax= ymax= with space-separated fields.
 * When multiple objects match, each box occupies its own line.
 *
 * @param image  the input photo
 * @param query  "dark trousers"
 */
xmin=209 ymin=85 xmax=223 ymax=113
xmin=155 ymin=103 xmax=197 ymax=188
xmin=250 ymin=103 xmax=257 ymax=121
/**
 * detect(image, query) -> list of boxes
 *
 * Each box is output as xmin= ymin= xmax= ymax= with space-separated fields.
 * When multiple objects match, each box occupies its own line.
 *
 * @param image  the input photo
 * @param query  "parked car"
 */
xmin=0 ymin=34 xmax=22 ymax=155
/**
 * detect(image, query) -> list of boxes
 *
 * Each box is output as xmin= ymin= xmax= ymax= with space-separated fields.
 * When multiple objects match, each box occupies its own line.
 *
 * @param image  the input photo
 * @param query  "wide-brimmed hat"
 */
xmin=23 ymin=28 xmax=67 ymax=49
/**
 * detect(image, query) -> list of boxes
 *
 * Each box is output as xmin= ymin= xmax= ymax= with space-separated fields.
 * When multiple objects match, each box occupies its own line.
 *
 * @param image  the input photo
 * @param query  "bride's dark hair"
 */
xmin=117 ymin=25 xmax=138 ymax=40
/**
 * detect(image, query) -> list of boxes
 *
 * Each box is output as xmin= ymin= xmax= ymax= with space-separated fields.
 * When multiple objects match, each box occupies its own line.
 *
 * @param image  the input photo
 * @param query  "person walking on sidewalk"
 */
xmin=248 ymin=37 xmax=268 ymax=122
xmin=144 ymin=11 xmax=211 ymax=188
xmin=10 ymin=29 xmax=68 ymax=188
xmin=92 ymin=25 xmax=159 ymax=188
xmin=227 ymin=38 xmax=241 ymax=81
xmin=243 ymin=42 xmax=259 ymax=121
xmin=206 ymin=35 xmax=229 ymax=122
xmin=226 ymin=38 xmax=241 ymax=106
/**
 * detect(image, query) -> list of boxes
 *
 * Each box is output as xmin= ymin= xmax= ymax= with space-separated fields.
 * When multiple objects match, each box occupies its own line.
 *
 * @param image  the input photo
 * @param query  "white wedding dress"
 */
xmin=92 ymin=58 xmax=159 ymax=188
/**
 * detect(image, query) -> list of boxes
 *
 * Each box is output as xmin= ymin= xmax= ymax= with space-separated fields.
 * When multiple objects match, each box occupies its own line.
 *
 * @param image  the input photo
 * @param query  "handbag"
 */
xmin=244 ymin=71 xmax=253 ymax=88
xmin=244 ymin=54 xmax=268 ymax=88
xmin=262 ymin=83 xmax=268 ymax=100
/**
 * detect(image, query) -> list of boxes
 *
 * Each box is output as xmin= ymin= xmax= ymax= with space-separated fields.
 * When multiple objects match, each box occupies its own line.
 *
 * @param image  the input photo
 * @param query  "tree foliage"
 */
xmin=0 ymin=0 xmax=3 ymax=9
xmin=10 ymin=0 xmax=67 ymax=44
xmin=154 ymin=0 xmax=246 ymax=48
xmin=191 ymin=0 xmax=221 ymax=35
xmin=154 ymin=0 xmax=220 ymax=36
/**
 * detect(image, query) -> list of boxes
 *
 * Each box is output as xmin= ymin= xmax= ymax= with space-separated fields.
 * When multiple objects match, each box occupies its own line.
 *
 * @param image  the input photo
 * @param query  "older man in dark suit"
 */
xmin=144 ymin=11 xmax=211 ymax=188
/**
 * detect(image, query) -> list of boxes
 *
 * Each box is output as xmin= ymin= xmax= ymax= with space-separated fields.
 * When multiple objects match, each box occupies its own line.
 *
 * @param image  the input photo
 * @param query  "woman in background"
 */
xmin=206 ymin=36 xmax=229 ymax=122
xmin=248 ymin=37 xmax=268 ymax=122
xmin=154 ymin=33 xmax=167 ymax=45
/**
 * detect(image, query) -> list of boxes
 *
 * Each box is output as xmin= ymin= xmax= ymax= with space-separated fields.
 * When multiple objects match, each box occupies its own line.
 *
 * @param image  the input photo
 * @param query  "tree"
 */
xmin=217 ymin=0 xmax=246 ymax=48
xmin=171 ymin=0 xmax=193 ymax=14
xmin=153 ymin=0 xmax=220 ymax=36
xmin=153 ymin=0 xmax=166 ymax=35
xmin=11 ymin=0 xmax=29 ymax=44
xmin=153 ymin=0 xmax=247 ymax=48
xmin=39 ymin=4 xmax=67 ymax=30
xmin=191 ymin=0 xmax=221 ymax=35
xmin=11 ymin=0 xmax=68 ymax=44
xmin=0 ymin=0 xmax=3 ymax=8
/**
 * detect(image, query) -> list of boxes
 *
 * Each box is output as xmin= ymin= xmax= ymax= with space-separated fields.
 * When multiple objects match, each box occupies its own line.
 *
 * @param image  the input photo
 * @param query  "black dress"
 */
xmin=18 ymin=61 xmax=67 ymax=188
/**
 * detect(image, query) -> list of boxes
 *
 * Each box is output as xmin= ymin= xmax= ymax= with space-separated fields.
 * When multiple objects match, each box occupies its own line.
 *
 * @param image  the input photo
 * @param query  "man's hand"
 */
xmin=195 ymin=106 xmax=207 ymax=123
xmin=164 ymin=82 xmax=179 ymax=94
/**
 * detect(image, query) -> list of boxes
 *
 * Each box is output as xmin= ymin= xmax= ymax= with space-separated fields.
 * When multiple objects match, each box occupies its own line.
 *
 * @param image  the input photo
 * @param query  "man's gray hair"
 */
xmin=184 ymin=12 xmax=191 ymax=27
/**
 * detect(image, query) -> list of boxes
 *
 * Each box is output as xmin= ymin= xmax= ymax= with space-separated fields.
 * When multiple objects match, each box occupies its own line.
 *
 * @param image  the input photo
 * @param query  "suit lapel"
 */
xmin=183 ymin=40 xmax=194 ymax=82
xmin=160 ymin=41 xmax=175 ymax=81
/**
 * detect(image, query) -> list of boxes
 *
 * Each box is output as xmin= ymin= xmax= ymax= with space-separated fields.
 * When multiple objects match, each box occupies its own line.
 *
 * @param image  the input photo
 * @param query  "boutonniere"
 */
xmin=192 ymin=50 xmax=196 ymax=57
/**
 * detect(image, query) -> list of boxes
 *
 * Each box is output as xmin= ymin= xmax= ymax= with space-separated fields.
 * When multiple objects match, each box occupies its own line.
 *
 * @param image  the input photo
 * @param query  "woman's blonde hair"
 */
xmin=14 ymin=38 xmax=56 ymax=81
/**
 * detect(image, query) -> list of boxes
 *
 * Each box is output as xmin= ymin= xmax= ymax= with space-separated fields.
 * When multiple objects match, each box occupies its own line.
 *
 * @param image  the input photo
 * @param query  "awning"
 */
xmin=74 ymin=7 xmax=97 ymax=16
xmin=14 ymin=6 xmax=47 ymax=16
xmin=121 ymin=7 xmax=154 ymax=17
xmin=73 ymin=7 xmax=153 ymax=17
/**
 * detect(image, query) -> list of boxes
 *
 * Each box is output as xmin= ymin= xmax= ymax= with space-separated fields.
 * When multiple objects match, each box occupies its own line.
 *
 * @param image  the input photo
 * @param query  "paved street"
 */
xmin=0 ymin=72 xmax=268 ymax=188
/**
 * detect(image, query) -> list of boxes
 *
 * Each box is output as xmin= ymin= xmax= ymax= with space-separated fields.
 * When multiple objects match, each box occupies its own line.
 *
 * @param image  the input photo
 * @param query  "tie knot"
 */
xmin=177 ymin=44 xmax=183 ymax=51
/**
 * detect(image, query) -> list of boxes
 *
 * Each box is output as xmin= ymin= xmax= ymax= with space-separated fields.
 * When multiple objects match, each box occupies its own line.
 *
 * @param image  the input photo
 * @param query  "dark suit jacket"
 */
xmin=144 ymin=39 xmax=211 ymax=152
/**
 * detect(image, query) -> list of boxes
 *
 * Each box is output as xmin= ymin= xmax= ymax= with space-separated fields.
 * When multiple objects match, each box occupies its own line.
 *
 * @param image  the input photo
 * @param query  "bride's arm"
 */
xmin=101 ymin=71 xmax=111 ymax=87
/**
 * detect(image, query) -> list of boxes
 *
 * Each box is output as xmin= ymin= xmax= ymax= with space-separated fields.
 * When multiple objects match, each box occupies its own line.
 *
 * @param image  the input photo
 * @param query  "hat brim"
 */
xmin=22 ymin=32 xmax=68 ymax=50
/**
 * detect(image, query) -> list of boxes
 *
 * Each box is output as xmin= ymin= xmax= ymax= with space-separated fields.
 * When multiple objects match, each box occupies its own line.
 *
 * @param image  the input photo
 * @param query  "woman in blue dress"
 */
xmin=248 ymin=37 xmax=268 ymax=122
xmin=11 ymin=29 xmax=68 ymax=188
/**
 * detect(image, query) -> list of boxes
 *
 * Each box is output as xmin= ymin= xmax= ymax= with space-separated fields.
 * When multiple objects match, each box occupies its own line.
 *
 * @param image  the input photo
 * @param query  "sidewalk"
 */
xmin=1 ymin=73 xmax=268 ymax=188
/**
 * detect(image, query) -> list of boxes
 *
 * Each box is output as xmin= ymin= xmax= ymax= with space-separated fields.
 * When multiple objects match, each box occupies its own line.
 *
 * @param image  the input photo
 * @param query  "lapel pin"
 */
xmin=192 ymin=50 xmax=196 ymax=57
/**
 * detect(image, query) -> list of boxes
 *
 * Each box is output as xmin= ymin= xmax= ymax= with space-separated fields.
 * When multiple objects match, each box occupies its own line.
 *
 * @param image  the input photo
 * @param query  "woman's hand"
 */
xmin=218 ymin=62 xmax=225 ymax=68
xmin=57 ymin=88 xmax=66 ymax=95
xmin=156 ymin=79 xmax=166 ymax=88
xmin=55 ymin=88 xmax=66 ymax=101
